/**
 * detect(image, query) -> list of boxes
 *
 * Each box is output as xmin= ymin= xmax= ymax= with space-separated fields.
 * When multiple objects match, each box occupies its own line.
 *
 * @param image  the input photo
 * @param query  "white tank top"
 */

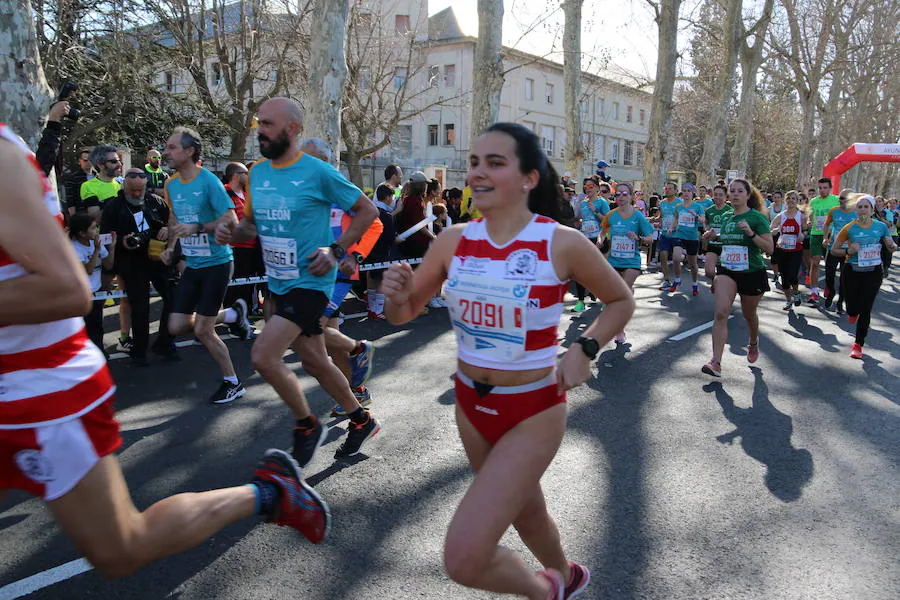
xmin=445 ymin=215 xmax=567 ymax=371
xmin=0 ymin=123 xmax=115 ymax=429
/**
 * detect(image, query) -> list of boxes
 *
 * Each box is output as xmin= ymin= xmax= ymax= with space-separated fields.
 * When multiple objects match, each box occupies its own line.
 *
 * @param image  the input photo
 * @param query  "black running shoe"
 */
xmin=334 ymin=413 xmax=381 ymax=459
xmin=209 ymin=380 xmax=245 ymax=404
xmin=291 ymin=420 xmax=327 ymax=468
xmin=228 ymin=299 xmax=252 ymax=340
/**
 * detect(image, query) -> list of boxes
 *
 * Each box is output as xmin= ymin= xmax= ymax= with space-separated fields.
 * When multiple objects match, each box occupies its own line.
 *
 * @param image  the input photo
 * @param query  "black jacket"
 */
xmin=100 ymin=190 xmax=169 ymax=273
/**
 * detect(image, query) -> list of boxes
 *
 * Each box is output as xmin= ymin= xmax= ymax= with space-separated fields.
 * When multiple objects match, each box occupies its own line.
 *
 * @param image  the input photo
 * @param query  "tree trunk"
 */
xmin=796 ymin=94 xmax=817 ymax=187
xmin=470 ymin=0 xmax=504 ymax=137
xmin=697 ymin=0 xmax=742 ymax=186
xmin=0 ymin=0 xmax=53 ymax=148
xmin=563 ymin=0 xmax=584 ymax=178
xmin=344 ymin=148 xmax=363 ymax=188
xmin=229 ymin=127 xmax=250 ymax=162
xmin=643 ymin=0 xmax=682 ymax=193
xmin=305 ymin=0 xmax=350 ymax=165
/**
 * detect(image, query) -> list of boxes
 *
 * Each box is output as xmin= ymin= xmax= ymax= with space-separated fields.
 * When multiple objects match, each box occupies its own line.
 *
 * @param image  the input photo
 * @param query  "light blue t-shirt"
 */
xmin=838 ymin=220 xmax=890 ymax=269
xmin=580 ymin=197 xmax=610 ymax=239
xmin=697 ymin=198 xmax=714 ymax=214
xmin=674 ymin=201 xmax=703 ymax=241
xmin=883 ymin=208 xmax=897 ymax=234
xmin=658 ymin=199 xmax=679 ymax=238
xmin=249 ymin=153 xmax=361 ymax=296
xmin=602 ymin=208 xmax=654 ymax=270
xmin=827 ymin=207 xmax=855 ymax=243
xmin=166 ymin=168 xmax=235 ymax=269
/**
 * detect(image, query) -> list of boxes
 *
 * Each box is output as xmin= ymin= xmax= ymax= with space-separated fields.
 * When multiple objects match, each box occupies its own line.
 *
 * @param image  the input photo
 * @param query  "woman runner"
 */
xmin=703 ymin=184 xmax=732 ymax=294
xmin=830 ymin=195 xmax=898 ymax=359
xmin=600 ymin=182 xmax=654 ymax=343
xmin=668 ymin=183 xmax=703 ymax=296
xmin=701 ymin=179 xmax=774 ymax=377
xmin=571 ymin=175 xmax=609 ymax=312
xmin=770 ymin=191 xmax=806 ymax=310
xmin=383 ymin=122 xmax=634 ymax=599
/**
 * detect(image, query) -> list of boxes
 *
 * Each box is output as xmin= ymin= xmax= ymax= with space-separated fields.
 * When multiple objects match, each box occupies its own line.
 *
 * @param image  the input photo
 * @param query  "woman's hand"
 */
xmin=383 ymin=262 xmax=415 ymax=306
xmin=557 ymin=346 xmax=592 ymax=393
xmin=737 ymin=220 xmax=753 ymax=236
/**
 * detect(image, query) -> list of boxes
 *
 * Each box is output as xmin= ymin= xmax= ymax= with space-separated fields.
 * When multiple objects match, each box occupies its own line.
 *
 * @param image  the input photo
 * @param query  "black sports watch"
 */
xmin=574 ymin=336 xmax=600 ymax=360
xmin=351 ymin=251 xmax=365 ymax=264
xmin=329 ymin=243 xmax=347 ymax=260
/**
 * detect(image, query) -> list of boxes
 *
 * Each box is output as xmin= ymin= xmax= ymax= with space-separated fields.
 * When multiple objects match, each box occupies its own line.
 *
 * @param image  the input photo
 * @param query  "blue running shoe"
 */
xmin=349 ymin=340 xmax=375 ymax=388
xmin=331 ymin=386 xmax=372 ymax=417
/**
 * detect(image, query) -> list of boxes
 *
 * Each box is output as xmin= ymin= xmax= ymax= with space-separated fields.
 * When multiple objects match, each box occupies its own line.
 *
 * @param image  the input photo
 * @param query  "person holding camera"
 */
xmin=100 ymin=168 xmax=177 ymax=365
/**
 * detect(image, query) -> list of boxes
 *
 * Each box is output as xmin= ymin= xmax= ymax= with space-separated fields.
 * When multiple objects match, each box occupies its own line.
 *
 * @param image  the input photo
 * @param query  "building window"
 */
xmin=357 ymin=12 xmax=374 ymax=30
xmin=597 ymin=97 xmax=605 ymax=117
xmin=359 ymin=67 xmax=371 ymax=89
xmin=395 ymin=14 xmax=410 ymax=34
xmin=546 ymin=83 xmax=554 ymax=104
xmin=541 ymin=125 xmax=554 ymax=156
xmin=522 ymin=120 xmax=536 ymax=132
xmin=210 ymin=62 xmax=221 ymax=86
xmin=428 ymin=125 xmax=438 ymax=146
xmin=594 ymin=135 xmax=606 ymax=160
xmin=581 ymin=132 xmax=591 ymax=153
xmin=636 ymin=142 xmax=645 ymax=167
xmin=444 ymin=123 xmax=455 ymax=146
xmin=429 ymin=65 xmax=440 ymax=87
xmin=444 ymin=64 xmax=456 ymax=87
xmin=165 ymin=72 xmax=174 ymax=92
xmin=525 ymin=78 xmax=534 ymax=101
xmin=613 ymin=102 xmax=620 ymax=120
xmin=610 ymin=138 xmax=619 ymax=164
xmin=639 ymin=109 xmax=646 ymax=126
xmin=579 ymin=100 xmax=588 ymax=122
xmin=626 ymin=105 xmax=633 ymax=123
xmin=623 ymin=140 xmax=634 ymax=166
xmin=394 ymin=67 xmax=407 ymax=89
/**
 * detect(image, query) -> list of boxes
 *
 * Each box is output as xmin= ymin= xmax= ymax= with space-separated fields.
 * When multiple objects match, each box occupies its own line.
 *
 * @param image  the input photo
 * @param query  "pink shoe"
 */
xmin=849 ymin=343 xmax=863 ymax=359
xmin=702 ymin=359 xmax=722 ymax=377
xmin=747 ymin=342 xmax=759 ymax=363
xmin=564 ymin=561 xmax=591 ymax=598
xmin=537 ymin=569 xmax=565 ymax=600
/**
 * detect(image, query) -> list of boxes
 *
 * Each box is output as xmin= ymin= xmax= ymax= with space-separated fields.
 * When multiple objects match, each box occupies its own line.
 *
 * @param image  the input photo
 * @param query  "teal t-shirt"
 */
xmin=580 ymin=197 xmax=610 ymax=239
xmin=827 ymin=207 xmax=855 ymax=247
xmin=602 ymin=208 xmax=654 ymax=269
xmin=837 ymin=220 xmax=890 ymax=268
xmin=658 ymin=199 xmax=679 ymax=238
xmin=674 ymin=201 xmax=703 ymax=240
xmin=718 ymin=209 xmax=771 ymax=272
xmin=250 ymin=153 xmax=362 ymax=296
xmin=166 ymin=168 xmax=235 ymax=269
xmin=697 ymin=198 xmax=714 ymax=214
xmin=882 ymin=208 xmax=897 ymax=234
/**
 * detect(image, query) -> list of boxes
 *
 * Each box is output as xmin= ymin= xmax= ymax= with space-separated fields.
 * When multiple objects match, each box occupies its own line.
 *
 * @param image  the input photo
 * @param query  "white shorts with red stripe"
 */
xmin=0 ymin=400 xmax=121 ymax=500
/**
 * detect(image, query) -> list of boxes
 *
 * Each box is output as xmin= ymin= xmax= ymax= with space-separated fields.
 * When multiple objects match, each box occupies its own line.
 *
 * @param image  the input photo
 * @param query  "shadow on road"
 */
xmin=704 ymin=367 xmax=814 ymax=502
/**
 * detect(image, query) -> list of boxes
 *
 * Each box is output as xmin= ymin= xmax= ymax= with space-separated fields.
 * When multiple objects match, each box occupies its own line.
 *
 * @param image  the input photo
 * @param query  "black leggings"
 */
xmin=575 ymin=238 xmax=598 ymax=301
xmin=84 ymin=298 xmax=105 ymax=352
xmin=777 ymin=251 xmax=803 ymax=287
xmin=882 ymin=245 xmax=893 ymax=276
xmin=824 ymin=252 xmax=845 ymax=304
xmin=842 ymin=266 xmax=883 ymax=346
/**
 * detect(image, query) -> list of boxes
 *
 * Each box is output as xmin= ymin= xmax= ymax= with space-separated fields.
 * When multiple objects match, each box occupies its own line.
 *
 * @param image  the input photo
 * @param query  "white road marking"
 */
xmin=668 ymin=316 xmax=733 ymax=342
xmin=0 ymin=558 xmax=93 ymax=599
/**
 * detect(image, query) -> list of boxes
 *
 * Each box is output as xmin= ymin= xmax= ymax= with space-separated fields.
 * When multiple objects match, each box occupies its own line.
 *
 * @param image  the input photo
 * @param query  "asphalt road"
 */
xmin=2 ymin=266 xmax=898 ymax=600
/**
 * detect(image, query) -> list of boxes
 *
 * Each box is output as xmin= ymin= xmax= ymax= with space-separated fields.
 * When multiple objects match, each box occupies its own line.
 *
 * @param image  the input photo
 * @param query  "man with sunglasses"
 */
xmin=79 ymin=145 xmax=122 ymax=219
xmin=101 ymin=169 xmax=177 ymax=364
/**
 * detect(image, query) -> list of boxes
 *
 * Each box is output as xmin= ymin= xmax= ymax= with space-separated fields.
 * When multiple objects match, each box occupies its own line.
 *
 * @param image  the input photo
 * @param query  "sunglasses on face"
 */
xmin=125 ymin=172 xmax=147 ymax=179
xmin=615 ymin=191 xmax=629 ymax=196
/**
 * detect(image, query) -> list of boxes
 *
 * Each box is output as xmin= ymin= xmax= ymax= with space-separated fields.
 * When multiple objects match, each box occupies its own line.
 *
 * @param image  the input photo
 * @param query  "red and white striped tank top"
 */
xmin=777 ymin=209 xmax=803 ymax=252
xmin=0 ymin=123 xmax=115 ymax=429
xmin=445 ymin=215 xmax=567 ymax=371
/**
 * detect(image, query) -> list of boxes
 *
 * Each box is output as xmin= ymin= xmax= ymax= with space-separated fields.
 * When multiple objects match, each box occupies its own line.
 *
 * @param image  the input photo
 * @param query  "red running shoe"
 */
xmin=848 ymin=314 xmax=859 ymax=324
xmin=849 ymin=343 xmax=863 ymax=359
xmin=564 ymin=561 xmax=591 ymax=598
xmin=702 ymin=359 xmax=722 ymax=377
xmin=747 ymin=342 xmax=759 ymax=363
xmin=253 ymin=449 xmax=331 ymax=543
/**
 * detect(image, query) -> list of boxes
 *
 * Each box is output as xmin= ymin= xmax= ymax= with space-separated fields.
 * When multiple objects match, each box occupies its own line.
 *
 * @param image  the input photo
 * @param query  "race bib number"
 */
xmin=181 ymin=233 xmax=211 ymax=257
xmin=611 ymin=235 xmax=636 ymax=259
xmin=678 ymin=211 xmax=695 ymax=228
xmin=815 ymin=215 xmax=827 ymax=231
xmin=260 ymin=235 xmax=299 ymax=280
xmin=778 ymin=234 xmax=797 ymax=249
xmin=721 ymin=245 xmax=750 ymax=271
xmin=132 ymin=211 xmax=149 ymax=232
xmin=858 ymin=244 xmax=881 ymax=267
xmin=662 ymin=215 xmax=675 ymax=231
xmin=582 ymin=219 xmax=600 ymax=237
xmin=446 ymin=274 xmax=529 ymax=362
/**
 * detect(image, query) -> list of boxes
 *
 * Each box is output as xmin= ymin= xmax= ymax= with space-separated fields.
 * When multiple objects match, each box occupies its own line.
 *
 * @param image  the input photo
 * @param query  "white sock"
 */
xmin=223 ymin=308 xmax=238 ymax=324
xmin=224 ymin=375 xmax=239 ymax=385
xmin=367 ymin=289 xmax=377 ymax=312
xmin=373 ymin=293 xmax=385 ymax=314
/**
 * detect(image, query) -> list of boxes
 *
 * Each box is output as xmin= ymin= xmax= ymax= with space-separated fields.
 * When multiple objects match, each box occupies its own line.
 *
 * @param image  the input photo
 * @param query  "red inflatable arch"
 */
xmin=822 ymin=143 xmax=900 ymax=191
